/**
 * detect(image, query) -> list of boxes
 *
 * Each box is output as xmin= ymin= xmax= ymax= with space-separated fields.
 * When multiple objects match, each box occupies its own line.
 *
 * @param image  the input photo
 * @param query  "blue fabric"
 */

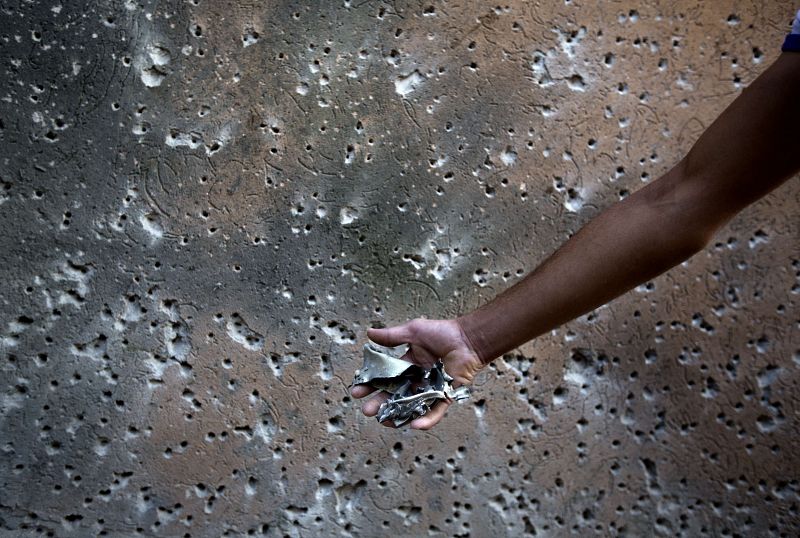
xmin=783 ymin=34 xmax=800 ymax=52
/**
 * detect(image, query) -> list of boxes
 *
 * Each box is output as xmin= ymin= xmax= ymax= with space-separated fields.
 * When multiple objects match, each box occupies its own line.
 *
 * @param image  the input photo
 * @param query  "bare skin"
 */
xmin=352 ymin=52 xmax=800 ymax=430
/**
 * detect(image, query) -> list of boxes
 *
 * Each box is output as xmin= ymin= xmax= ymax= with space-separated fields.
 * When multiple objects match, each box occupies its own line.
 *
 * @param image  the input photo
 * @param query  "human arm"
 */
xmin=459 ymin=51 xmax=800 ymax=363
xmin=352 ymin=52 xmax=800 ymax=429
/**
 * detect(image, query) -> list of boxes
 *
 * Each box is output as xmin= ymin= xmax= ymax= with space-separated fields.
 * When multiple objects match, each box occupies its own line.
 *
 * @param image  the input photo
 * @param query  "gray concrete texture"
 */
xmin=1 ymin=0 xmax=798 ymax=536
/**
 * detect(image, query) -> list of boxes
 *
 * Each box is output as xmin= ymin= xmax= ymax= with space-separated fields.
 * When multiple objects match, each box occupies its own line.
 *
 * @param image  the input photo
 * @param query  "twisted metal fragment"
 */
xmin=352 ymin=342 xmax=470 ymax=427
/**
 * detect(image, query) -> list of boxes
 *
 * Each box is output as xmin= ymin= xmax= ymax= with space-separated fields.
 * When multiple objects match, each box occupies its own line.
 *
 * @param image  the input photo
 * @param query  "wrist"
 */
xmin=455 ymin=313 xmax=494 ymax=366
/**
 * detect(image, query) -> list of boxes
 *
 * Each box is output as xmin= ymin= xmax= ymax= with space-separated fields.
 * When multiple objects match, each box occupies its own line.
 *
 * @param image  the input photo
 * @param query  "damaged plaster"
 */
xmin=0 ymin=1 xmax=798 ymax=536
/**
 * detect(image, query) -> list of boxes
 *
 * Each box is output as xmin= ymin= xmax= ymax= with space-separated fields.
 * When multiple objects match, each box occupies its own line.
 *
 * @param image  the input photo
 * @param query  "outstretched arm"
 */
xmin=458 ymin=51 xmax=800 ymax=363
xmin=354 ymin=52 xmax=800 ymax=429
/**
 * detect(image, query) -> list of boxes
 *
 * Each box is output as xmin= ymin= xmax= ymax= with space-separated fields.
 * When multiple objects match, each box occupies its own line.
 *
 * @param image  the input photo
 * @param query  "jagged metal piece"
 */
xmin=352 ymin=342 xmax=422 ymax=393
xmin=351 ymin=341 xmax=470 ymax=427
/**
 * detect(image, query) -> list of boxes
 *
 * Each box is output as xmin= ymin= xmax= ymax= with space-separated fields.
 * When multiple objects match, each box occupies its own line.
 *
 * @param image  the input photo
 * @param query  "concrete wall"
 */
xmin=1 ymin=1 xmax=798 ymax=536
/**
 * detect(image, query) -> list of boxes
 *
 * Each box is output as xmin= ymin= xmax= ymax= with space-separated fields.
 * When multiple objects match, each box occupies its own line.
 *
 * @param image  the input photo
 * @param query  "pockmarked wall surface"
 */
xmin=1 ymin=1 xmax=798 ymax=536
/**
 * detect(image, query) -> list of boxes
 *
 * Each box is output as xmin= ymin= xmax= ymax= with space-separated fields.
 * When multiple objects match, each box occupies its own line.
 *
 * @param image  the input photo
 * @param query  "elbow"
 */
xmin=640 ymin=158 xmax=726 ymax=259
xmin=665 ymin=205 xmax=723 ymax=264
xmin=676 ymin=157 xmax=738 ymax=252
xmin=660 ymin=217 xmax=710 ymax=267
xmin=657 ymin=211 xmax=716 ymax=272
xmin=679 ymin=225 xmax=713 ymax=261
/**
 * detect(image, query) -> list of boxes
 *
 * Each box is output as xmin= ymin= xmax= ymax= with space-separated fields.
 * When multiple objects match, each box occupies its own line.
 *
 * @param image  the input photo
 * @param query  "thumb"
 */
xmin=367 ymin=323 xmax=414 ymax=347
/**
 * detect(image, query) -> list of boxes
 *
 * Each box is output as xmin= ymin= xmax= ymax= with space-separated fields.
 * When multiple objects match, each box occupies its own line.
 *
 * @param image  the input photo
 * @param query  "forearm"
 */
xmin=457 ymin=164 xmax=706 ymax=363
xmin=458 ymin=52 xmax=800 ymax=364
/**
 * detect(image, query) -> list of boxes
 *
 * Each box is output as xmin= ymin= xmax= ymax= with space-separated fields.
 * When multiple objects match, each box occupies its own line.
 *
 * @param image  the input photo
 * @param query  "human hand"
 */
xmin=351 ymin=318 xmax=484 ymax=430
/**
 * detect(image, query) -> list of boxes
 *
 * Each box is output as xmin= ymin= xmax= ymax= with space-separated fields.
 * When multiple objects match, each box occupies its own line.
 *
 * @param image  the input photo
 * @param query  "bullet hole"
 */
xmin=242 ymin=29 xmax=260 ymax=47
xmin=473 ymin=269 xmax=489 ymax=287
xmin=568 ymin=74 xmax=586 ymax=91
xmin=553 ymin=386 xmax=568 ymax=405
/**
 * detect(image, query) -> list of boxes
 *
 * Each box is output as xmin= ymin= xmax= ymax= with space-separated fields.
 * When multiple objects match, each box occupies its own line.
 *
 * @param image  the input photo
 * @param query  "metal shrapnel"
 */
xmin=351 ymin=341 xmax=470 ymax=427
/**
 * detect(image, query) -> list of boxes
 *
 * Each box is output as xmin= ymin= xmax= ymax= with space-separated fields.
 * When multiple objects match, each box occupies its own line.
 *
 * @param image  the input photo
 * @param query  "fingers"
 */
xmin=361 ymin=390 xmax=390 ymax=417
xmin=367 ymin=323 xmax=414 ymax=347
xmin=359 ymin=320 xmax=458 ymax=431
xmin=358 ymin=391 xmax=453 ymax=430
xmin=410 ymin=399 xmax=450 ymax=430
xmin=350 ymin=383 xmax=377 ymax=399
